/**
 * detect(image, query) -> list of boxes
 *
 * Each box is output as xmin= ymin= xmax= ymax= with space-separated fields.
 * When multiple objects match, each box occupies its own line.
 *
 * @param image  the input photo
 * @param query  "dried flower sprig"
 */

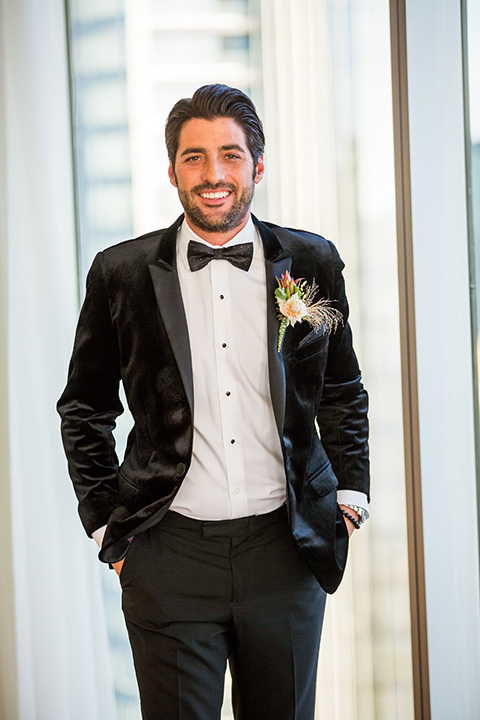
xmin=275 ymin=270 xmax=343 ymax=352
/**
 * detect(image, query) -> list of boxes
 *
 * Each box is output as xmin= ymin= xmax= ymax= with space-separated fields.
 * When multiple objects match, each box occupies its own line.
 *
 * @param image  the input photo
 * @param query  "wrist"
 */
xmin=340 ymin=503 xmax=367 ymax=525
xmin=339 ymin=506 xmax=362 ymax=530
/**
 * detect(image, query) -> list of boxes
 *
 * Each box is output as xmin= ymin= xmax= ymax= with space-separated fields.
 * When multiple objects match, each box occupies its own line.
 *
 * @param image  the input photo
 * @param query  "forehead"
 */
xmin=177 ymin=117 xmax=249 ymax=154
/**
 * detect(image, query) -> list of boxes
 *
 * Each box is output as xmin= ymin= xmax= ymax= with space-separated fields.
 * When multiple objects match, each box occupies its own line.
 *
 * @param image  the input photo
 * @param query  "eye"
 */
xmin=184 ymin=155 xmax=201 ymax=163
xmin=225 ymin=154 xmax=240 ymax=160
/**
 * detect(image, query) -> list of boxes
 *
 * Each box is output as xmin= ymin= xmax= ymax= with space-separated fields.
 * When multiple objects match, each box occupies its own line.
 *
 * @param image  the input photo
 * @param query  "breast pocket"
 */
xmin=295 ymin=328 xmax=328 ymax=362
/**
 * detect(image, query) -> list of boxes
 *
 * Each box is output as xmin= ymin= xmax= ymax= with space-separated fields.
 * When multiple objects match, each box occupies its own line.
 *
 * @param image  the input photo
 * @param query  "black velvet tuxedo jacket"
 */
xmin=58 ymin=214 xmax=369 ymax=594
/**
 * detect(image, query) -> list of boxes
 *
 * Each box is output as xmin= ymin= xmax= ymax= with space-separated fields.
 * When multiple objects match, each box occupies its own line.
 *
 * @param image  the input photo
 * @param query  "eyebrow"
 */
xmin=179 ymin=144 xmax=247 ymax=157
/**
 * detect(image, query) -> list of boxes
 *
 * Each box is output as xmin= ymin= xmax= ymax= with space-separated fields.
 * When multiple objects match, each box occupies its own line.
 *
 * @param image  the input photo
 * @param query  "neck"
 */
xmin=184 ymin=211 xmax=252 ymax=246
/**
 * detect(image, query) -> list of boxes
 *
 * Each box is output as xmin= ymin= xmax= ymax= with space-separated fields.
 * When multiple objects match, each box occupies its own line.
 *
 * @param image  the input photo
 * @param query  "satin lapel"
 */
xmin=265 ymin=256 xmax=291 ymax=437
xmin=148 ymin=216 xmax=194 ymax=416
xmin=254 ymin=217 xmax=292 ymax=438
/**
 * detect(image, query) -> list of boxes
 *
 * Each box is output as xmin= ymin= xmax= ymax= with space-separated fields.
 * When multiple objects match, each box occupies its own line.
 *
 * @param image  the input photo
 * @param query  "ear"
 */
xmin=168 ymin=162 xmax=178 ymax=188
xmin=254 ymin=155 xmax=265 ymax=185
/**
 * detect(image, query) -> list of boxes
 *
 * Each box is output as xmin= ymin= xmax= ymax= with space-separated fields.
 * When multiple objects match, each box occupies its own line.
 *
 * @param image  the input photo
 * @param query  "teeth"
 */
xmin=200 ymin=191 xmax=230 ymax=199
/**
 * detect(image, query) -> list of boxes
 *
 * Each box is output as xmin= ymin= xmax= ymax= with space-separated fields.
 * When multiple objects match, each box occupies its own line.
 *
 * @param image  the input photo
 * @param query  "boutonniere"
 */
xmin=275 ymin=270 xmax=343 ymax=352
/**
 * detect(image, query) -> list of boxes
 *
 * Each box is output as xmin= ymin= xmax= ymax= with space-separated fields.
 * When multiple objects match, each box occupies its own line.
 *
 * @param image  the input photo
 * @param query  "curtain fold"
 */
xmin=259 ymin=1 xmax=413 ymax=718
xmin=1 ymin=0 xmax=117 ymax=717
xmin=260 ymin=2 xmax=358 ymax=715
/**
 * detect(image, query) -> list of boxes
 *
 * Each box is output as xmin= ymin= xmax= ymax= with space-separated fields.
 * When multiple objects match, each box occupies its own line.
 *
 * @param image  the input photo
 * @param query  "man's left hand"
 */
xmin=339 ymin=505 xmax=359 ymax=538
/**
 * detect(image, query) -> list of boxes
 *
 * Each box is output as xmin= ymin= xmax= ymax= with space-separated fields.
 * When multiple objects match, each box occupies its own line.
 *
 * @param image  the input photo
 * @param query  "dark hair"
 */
xmin=165 ymin=84 xmax=265 ymax=166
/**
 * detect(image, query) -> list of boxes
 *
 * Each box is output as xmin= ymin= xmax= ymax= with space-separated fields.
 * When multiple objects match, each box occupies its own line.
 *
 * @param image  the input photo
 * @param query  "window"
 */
xmin=66 ymin=1 xmax=414 ymax=717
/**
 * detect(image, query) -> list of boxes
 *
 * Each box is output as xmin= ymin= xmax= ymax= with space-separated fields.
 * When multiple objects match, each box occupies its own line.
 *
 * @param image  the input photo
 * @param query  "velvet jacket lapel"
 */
xmin=148 ymin=216 xmax=194 ymax=419
xmin=147 ymin=214 xmax=292 ymax=442
xmin=253 ymin=216 xmax=292 ymax=439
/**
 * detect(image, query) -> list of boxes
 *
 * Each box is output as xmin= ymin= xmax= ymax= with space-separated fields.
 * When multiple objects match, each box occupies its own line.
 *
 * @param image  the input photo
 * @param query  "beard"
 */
xmin=176 ymin=179 xmax=255 ymax=235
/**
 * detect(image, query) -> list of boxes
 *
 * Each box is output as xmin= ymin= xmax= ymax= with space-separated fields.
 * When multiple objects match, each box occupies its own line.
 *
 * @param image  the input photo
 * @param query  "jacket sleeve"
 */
xmin=316 ymin=242 xmax=370 ymax=499
xmin=57 ymin=252 xmax=123 ymax=536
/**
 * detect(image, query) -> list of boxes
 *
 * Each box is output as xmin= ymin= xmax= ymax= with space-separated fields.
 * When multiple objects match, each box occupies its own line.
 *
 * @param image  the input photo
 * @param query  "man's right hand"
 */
xmin=112 ymin=558 xmax=125 ymax=577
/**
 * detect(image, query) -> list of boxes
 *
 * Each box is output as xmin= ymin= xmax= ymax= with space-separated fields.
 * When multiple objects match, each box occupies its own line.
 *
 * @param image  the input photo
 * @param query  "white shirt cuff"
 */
xmin=91 ymin=525 xmax=107 ymax=548
xmin=336 ymin=490 xmax=370 ymax=520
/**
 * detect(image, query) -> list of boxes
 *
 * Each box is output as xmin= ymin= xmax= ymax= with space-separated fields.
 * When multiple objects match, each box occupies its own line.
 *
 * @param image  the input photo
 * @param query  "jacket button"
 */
xmin=176 ymin=462 xmax=186 ymax=477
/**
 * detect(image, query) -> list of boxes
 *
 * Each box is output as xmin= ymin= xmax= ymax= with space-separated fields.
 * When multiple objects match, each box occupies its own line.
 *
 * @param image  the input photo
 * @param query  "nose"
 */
xmin=202 ymin=155 xmax=225 ymax=185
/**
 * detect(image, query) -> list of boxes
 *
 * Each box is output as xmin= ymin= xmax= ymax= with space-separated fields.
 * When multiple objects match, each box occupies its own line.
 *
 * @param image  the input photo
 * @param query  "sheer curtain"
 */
xmin=260 ymin=1 xmax=414 ymax=717
xmin=0 ymin=0 xmax=116 ymax=717
xmin=0 ymin=2 xmax=17 ymax=715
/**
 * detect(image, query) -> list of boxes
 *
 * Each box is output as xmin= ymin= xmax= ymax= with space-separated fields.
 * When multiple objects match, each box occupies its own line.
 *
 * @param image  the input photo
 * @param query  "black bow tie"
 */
xmin=187 ymin=240 xmax=253 ymax=272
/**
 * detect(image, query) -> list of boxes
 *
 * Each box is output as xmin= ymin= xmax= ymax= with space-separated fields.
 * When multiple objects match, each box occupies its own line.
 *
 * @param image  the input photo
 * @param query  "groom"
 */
xmin=58 ymin=84 xmax=369 ymax=720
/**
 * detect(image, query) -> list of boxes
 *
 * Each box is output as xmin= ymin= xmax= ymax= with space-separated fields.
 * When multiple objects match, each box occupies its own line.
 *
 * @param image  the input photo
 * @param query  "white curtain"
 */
xmin=0 ymin=0 xmax=117 ymax=717
xmin=259 ymin=1 xmax=413 ymax=718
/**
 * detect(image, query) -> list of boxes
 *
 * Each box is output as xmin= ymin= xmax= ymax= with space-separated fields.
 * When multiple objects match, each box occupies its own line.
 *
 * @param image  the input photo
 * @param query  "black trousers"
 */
xmin=120 ymin=506 xmax=326 ymax=720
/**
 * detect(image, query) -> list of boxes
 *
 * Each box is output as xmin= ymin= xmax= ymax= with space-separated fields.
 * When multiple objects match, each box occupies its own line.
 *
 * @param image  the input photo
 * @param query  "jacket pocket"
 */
xmin=295 ymin=328 xmax=328 ymax=361
xmin=119 ymin=535 xmax=138 ymax=583
xmin=305 ymin=461 xmax=338 ymax=497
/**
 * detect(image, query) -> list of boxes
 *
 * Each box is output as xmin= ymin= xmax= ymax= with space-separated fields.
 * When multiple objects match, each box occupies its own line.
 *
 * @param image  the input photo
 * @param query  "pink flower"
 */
xmin=278 ymin=295 xmax=308 ymax=325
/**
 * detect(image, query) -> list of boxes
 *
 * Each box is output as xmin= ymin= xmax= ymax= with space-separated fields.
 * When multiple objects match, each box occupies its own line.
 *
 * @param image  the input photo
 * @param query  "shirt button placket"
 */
xmin=210 ymin=259 xmax=247 ymax=516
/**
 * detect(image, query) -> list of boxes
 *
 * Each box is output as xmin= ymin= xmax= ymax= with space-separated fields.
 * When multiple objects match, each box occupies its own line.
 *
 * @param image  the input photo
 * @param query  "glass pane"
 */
xmin=258 ymin=1 xmax=414 ymax=716
xmin=466 ymin=0 xmax=480 ymax=543
xmin=66 ymin=1 xmax=260 ymax=717
xmin=66 ymin=1 xmax=413 ymax=718
xmin=467 ymin=2 xmax=480 ymax=296
xmin=327 ymin=3 xmax=413 ymax=715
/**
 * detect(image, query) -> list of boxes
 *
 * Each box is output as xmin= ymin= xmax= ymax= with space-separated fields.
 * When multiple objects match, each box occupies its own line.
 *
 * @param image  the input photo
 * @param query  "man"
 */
xmin=58 ymin=84 xmax=369 ymax=720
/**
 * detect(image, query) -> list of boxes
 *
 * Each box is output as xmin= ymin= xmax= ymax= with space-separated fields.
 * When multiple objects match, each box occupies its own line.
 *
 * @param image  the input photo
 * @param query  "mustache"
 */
xmin=192 ymin=183 xmax=236 ymax=194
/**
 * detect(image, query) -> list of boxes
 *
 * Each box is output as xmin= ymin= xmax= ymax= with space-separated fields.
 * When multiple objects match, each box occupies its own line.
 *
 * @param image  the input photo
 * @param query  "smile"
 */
xmin=199 ymin=191 xmax=231 ymax=199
